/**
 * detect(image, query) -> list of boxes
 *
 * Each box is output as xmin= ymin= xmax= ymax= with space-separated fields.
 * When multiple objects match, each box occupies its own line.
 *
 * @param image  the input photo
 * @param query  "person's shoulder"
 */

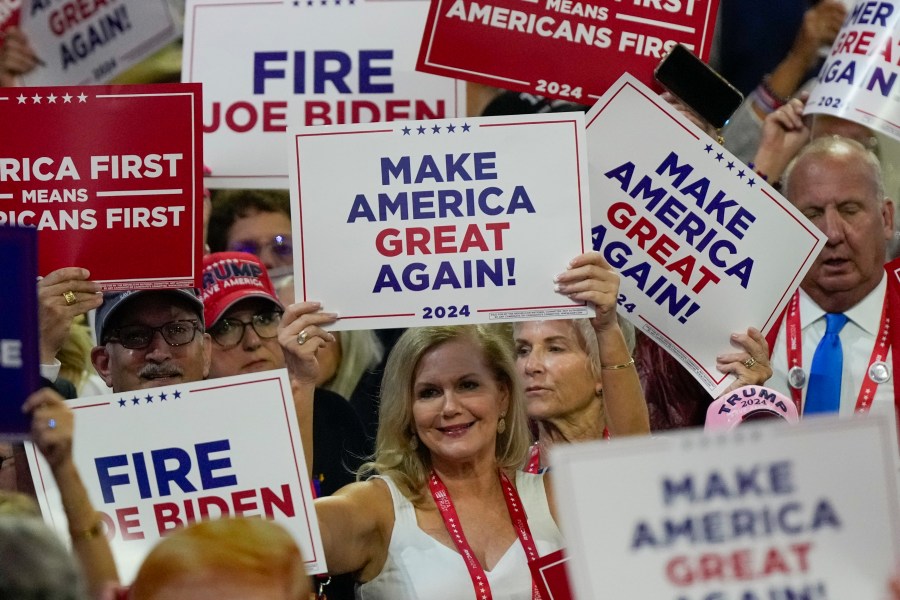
xmin=329 ymin=476 xmax=393 ymax=506
xmin=318 ymin=477 xmax=395 ymax=536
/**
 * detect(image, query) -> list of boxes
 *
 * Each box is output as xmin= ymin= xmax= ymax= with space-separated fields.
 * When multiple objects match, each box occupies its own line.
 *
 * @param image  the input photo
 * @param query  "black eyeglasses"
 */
xmin=210 ymin=310 xmax=283 ymax=348
xmin=106 ymin=320 xmax=201 ymax=350
xmin=228 ymin=235 xmax=293 ymax=259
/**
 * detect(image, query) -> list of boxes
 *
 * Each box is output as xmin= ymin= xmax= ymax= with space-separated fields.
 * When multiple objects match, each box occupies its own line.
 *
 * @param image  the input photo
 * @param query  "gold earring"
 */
xmin=409 ymin=434 xmax=419 ymax=451
xmin=497 ymin=417 xmax=507 ymax=435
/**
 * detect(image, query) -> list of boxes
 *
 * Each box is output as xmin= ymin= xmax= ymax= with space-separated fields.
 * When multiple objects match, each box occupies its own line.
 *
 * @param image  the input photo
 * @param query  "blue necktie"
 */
xmin=804 ymin=313 xmax=849 ymax=415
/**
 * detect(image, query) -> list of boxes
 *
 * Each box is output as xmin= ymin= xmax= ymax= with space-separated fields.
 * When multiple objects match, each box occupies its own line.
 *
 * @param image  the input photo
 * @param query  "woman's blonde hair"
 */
xmin=57 ymin=316 xmax=94 ymax=392
xmin=360 ymin=325 xmax=531 ymax=503
xmin=324 ymin=329 xmax=384 ymax=400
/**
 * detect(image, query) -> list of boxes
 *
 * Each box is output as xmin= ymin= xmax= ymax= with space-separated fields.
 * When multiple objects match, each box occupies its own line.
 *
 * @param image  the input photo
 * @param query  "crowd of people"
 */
xmin=2 ymin=1 xmax=899 ymax=598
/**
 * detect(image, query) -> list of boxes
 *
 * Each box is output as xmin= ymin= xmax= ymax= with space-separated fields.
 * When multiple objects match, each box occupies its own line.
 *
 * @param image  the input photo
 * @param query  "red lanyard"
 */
xmin=525 ymin=444 xmax=541 ymax=475
xmin=784 ymin=290 xmax=890 ymax=415
xmin=428 ymin=470 xmax=542 ymax=600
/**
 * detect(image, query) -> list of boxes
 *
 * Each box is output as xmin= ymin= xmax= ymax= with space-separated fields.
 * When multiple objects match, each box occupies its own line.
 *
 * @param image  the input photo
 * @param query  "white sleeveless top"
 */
xmin=355 ymin=471 xmax=564 ymax=600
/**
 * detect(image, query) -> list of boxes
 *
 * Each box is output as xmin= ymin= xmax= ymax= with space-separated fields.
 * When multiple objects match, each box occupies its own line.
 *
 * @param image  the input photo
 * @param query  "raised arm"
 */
xmin=277 ymin=304 xmax=397 ymax=581
xmin=752 ymin=93 xmax=811 ymax=186
xmin=23 ymin=388 xmax=119 ymax=599
xmin=276 ymin=301 xmax=337 ymax=478
xmin=314 ymin=478 xmax=394 ymax=580
xmin=750 ymin=1 xmax=846 ymax=120
xmin=555 ymin=252 xmax=650 ymax=436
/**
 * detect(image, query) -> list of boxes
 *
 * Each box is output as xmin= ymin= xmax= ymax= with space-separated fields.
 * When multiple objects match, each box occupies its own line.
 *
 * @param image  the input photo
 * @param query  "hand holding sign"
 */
xmin=22 ymin=387 xmax=73 ymax=471
xmin=276 ymin=302 xmax=338 ymax=387
xmin=37 ymin=267 xmax=102 ymax=364
xmin=659 ymin=91 xmax=717 ymax=139
xmin=555 ymin=251 xmax=621 ymax=334
xmin=714 ymin=327 xmax=773 ymax=396
xmin=0 ymin=26 xmax=39 ymax=85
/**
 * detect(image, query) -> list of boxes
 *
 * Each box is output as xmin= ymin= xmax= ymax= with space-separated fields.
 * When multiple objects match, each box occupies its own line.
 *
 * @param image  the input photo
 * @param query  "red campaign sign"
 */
xmin=417 ymin=0 xmax=719 ymax=104
xmin=0 ymin=0 xmax=21 ymax=31
xmin=0 ymin=83 xmax=203 ymax=290
xmin=530 ymin=549 xmax=573 ymax=600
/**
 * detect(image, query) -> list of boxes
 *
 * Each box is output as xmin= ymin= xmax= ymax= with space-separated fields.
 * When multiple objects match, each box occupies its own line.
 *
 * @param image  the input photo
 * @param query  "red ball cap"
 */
xmin=201 ymin=252 xmax=283 ymax=328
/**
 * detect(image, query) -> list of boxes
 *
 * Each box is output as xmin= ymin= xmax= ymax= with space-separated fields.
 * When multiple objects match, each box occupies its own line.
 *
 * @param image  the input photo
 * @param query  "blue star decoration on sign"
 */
xmin=404 ymin=122 xmax=472 ymax=138
xmin=117 ymin=389 xmax=184 ymax=406
xmin=701 ymin=141 xmax=766 ymax=187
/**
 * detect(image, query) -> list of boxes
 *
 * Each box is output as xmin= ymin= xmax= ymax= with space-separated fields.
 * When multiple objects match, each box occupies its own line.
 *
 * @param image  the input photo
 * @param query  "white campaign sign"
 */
xmin=586 ymin=74 xmax=826 ymax=396
xmin=807 ymin=0 xmax=900 ymax=141
xmin=27 ymin=370 xmax=326 ymax=581
xmin=20 ymin=0 xmax=179 ymax=86
xmin=552 ymin=416 xmax=900 ymax=600
xmin=183 ymin=0 xmax=465 ymax=188
xmin=289 ymin=113 xmax=593 ymax=330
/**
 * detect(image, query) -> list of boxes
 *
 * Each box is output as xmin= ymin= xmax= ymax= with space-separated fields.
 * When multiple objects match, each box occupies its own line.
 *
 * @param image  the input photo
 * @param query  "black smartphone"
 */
xmin=654 ymin=44 xmax=744 ymax=129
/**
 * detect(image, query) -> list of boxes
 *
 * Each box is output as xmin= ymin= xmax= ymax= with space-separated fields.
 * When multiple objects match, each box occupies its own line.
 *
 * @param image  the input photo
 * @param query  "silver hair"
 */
xmin=0 ymin=516 xmax=89 ymax=600
xmin=782 ymin=135 xmax=885 ymax=201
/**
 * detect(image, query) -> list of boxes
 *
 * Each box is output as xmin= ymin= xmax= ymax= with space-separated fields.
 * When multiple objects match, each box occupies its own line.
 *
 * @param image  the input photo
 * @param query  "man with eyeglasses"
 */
xmin=90 ymin=289 xmax=212 ymax=393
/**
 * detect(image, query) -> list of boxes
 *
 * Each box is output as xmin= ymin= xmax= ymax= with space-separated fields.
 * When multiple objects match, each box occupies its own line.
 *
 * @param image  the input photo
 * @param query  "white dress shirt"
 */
xmin=770 ymin=275 xmax=893 ymax=420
